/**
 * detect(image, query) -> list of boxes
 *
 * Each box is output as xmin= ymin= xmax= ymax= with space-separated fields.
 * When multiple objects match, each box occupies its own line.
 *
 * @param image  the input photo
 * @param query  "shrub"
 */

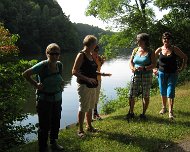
xmin=0 ymin=23 xmax=36 ymax=151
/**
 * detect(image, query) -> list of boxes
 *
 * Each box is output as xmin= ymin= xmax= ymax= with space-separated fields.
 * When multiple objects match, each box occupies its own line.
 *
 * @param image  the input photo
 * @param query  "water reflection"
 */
xmin=21 ymin=53 xmax=132 ymax=141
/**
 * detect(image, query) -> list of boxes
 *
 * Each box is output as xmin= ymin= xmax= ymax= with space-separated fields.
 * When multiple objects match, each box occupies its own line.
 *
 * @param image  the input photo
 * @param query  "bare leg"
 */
xmin=168 ymin=98 xmax=174 ymax=112
xmin=129 ymin=97 xmax=135 ymax=114
xmin=142 ymin=97 xmax=149 ymax=115
xmin=78 ymin=111 xmax=85 ymax=132
xmin=168 ymin=98 xmax=174 ymax=118
xmin=93 ymin=104 xmax=98 ymax=116
xmin=161 ymin=96 xmax=167 ymax=108
xmin=159 ymin=96 xmax=167 ymax=114
xmin=86 ymin=109 xmax=93 ymax=128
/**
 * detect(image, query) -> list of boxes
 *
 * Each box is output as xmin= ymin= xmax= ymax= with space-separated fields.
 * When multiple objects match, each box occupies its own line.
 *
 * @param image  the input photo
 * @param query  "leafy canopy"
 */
xmin=86 ymin=0 xmax=190 ymax=59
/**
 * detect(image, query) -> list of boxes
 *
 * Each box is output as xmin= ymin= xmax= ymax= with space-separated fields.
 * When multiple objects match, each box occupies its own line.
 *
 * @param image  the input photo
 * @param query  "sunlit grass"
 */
xmin=10 ymin=82 xmax=190 ymax=152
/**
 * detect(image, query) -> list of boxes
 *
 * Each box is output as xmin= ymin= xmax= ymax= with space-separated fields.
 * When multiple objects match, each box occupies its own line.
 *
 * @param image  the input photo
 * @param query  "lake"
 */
xmin=20 ymin=52 xmax=132 ymax=141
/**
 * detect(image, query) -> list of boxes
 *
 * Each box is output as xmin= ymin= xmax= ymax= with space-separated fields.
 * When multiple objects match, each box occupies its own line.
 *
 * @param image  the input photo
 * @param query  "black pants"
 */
xmin=36 ymin=99 xmax=62 ymax=150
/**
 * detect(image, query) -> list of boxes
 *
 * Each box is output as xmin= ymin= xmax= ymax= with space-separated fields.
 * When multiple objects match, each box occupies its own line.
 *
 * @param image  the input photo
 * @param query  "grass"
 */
xmin=9 ymin=82 xmax=190 ymax=152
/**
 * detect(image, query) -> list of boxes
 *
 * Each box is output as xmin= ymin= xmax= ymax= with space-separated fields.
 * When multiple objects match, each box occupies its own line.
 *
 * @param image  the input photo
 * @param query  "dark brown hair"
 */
xmin=137 ymin=33 xmax=150 ymax=47
xmin=162 ymin=32 xmax=173 ymax=39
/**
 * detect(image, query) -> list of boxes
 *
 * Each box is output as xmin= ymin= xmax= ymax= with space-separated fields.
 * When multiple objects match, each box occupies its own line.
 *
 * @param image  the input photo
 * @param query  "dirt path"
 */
xmin=161 ymin=136 xmax=190 ymax=152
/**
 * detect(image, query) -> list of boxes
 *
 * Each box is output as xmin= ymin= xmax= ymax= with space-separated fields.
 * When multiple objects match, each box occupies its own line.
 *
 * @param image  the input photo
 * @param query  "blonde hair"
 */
xmin=83 ymin=35 xmax=97 ymax=47
xmin=46 ymin=43 xmax=60 ymax=54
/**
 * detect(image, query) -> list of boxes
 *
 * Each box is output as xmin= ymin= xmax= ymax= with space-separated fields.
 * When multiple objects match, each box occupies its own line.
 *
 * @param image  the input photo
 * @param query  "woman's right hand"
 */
xmin=36 ymin=83 xmax=43 ymax=90
xmin=87 ymin=78 xmax=97 ymax=85
xmin=131 ymin=68 xmax=136 ymax=73
xmin=153 ymin=68 xmax=158 ymax=76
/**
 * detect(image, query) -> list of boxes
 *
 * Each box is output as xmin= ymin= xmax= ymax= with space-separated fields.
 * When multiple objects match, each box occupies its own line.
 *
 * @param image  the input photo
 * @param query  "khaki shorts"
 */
xmin=77 ymin=83 xmax=96 ymax=112
xmin=95 ymin=80 xmax=101 ymax=104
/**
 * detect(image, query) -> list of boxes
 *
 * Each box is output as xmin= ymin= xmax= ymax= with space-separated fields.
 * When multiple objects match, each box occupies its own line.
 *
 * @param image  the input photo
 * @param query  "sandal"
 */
xmin=93 ymin=114 xmax=102 ymax=120
xmin=159 ymin=107 xmax=167 ymax=114
xmin=169 ymin=111 xmax=174 ymax=119
xmin=77 ymin=131 xmax=85 ymax=138
xmin=86 ymin=127 xmax=99 ymax=133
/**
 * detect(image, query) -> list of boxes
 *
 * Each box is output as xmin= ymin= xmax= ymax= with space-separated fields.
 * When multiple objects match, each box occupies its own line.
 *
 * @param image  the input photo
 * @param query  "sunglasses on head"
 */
xmin=48 ymin=52 xmax=60 ymax=56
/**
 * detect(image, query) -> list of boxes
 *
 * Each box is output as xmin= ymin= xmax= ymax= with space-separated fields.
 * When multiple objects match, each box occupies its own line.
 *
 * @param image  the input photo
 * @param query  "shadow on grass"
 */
xmin=177 ymin=110 xmax=190 ymax=117
xmin=100 ymin=130 xmax=186 ymax=152
xmin=110 ymin=114 xmax=190 ymax=127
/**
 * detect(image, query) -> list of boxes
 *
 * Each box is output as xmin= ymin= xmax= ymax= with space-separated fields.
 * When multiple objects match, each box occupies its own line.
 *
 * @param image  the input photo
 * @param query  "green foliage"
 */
xmin=152 ymin=0 xmax=190 ymax=57
xmin=87 ymin=0 xmax=190 ymax=60
xmin=0 ymin=23 xmax=36 ymax=151
xmin=177 ymin=67 xmax=190 ymax=85
xmin=73 ymin=23 xmax=112 ymax=50
xmin=99 ymin=86 xmax=129 ymax=114
xmin=0 ymin=0 xmax=80 ymax=53
xmin=87 ymin=0 xmax=156 ymax=56
xmin=0 ymin=0 xmax=112 ymax=54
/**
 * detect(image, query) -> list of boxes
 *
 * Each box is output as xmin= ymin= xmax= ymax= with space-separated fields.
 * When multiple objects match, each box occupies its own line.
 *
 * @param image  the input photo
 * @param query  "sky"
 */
xmin=56 ymin=0 xmax=168 ymax=30
xmin=57 ymin=0 xmax=109 ymax=30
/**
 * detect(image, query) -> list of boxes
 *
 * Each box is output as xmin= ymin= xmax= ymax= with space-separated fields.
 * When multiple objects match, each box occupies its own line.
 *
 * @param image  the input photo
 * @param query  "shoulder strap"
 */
xmin=132 ymin=47 xmax=139 ymax=57
xmin=57 ymin=61 xmax=63 ymax=75
xmin=36 ymin=61 xmax=48 ymax=83
xmin=37 ymin=61 xmax=62 ymax=83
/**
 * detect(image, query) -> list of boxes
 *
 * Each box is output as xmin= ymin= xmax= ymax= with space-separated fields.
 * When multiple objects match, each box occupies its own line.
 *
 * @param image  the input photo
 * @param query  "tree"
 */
xmin=86 ymin=0 xmax=155 ymax=58
xmin=0 ymin=0 xmax=80 ymax=54
xmin=86 ymin=0 xmax=190 ymax=59
xmin=0 ymin=23 xmax=35 ymax=151
xmin=154 ymin=0 xmax=190 ymax=56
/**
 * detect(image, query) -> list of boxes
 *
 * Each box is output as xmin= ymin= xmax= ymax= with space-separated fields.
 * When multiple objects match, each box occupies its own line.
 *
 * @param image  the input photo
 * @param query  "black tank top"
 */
xmin=77 ymin=52 xmax=98 ymax=85
xmin=159 ymin=48 xmax=177 ymax=73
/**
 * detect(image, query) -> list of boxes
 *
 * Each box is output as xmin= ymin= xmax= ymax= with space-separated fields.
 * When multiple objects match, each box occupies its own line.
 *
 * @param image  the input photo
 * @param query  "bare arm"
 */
xmin=155 ymin=47 xmax=162 ymax=60
xmin=129 ymin=49 xmax=136 ymax=72
xmin=22 ymin=68 xmax=43 ymax=90
xmin=153 ymin=47 xmax=162 ymax=75
xmin=173 ymin=46 xmax=188 ymax=71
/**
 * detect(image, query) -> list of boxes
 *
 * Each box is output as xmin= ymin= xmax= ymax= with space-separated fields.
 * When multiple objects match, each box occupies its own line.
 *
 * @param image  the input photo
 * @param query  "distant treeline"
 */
xmin=0 ymin=0 xmax=111 ymax=54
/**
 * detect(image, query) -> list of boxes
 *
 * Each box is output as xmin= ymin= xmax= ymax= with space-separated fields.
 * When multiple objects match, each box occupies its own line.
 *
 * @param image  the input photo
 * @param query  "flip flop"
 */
xmin=86 ymin=127 xmax=99 ymax=133
xmin=77 ymin=131 xmax=85 ymax=138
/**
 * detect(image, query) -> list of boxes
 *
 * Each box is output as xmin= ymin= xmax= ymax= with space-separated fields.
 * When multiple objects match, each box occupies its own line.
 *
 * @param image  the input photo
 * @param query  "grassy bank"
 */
xmin=10 ymin=82 xmax=190 ymax=152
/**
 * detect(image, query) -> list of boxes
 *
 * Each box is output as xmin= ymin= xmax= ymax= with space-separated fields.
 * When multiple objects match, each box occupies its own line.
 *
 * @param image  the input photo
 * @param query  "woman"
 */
xmin=126 ymin=33 xmax=156 ymax=120
xmin=72 ymin=35 xmax=110 ymax=138
xmin=23 ymin=43 xmax=64 ymax=152
xmin=153 ymin=32 xmax=188 ymax=119
xmin=92 ymin=45 xmax=111 ymax=120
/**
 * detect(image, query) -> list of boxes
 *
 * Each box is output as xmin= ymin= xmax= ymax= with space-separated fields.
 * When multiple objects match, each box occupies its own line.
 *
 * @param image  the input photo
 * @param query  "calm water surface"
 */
xmin=20 ymin=52 xmax=132 ymax=141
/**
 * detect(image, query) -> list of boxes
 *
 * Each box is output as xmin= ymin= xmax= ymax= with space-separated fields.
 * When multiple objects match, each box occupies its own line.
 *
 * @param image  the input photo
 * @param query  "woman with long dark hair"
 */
xmin=153 ymin=32 xmax=188 ymax=119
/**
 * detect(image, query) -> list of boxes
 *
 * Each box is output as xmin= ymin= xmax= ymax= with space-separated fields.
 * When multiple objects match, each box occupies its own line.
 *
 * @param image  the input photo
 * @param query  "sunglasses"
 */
xmin=48 ymin=52 xmax=60 ymax=56
xmin=163 ymin=37 xmax=170 ymax=40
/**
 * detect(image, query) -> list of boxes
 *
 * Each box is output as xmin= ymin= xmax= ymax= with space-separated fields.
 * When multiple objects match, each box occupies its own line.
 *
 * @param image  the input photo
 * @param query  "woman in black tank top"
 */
xmin=154 ymin=32 xmax=188 ymax=119
xmin=72 ymin=35 xmax=111 ymax=137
